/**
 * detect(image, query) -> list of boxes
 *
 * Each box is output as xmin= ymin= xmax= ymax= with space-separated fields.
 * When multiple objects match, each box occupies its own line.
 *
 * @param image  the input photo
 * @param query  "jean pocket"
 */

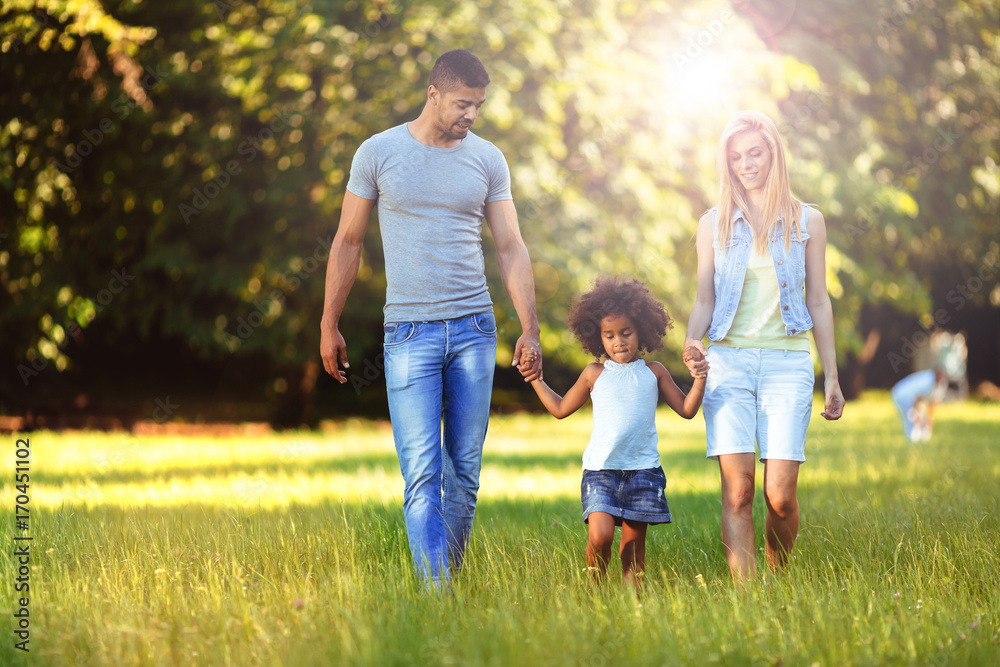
xmin=470 ymin=311 xmax=497 ymax=336
xmin=383 ymin=322 xmax=416 ymax=347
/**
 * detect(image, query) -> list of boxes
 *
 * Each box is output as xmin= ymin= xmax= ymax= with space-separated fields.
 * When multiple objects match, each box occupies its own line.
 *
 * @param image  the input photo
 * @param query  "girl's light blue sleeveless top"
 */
xmin=583 ymin=359 xmax=661 ymax=471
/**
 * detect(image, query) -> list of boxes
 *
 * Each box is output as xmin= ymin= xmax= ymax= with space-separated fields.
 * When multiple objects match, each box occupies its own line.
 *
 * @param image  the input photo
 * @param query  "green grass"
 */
xmin=2 ymin=394 xmax=998 ymax=666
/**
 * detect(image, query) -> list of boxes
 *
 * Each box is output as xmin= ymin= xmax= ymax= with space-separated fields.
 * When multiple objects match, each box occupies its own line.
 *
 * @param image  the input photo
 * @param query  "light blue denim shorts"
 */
xmin=703 ymin=345 xmax=814 ymax=462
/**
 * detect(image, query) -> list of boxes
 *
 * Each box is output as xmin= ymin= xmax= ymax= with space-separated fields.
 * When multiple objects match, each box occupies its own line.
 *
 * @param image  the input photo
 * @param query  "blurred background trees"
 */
xmin=2 ymin=0 xmax=997 ymax=426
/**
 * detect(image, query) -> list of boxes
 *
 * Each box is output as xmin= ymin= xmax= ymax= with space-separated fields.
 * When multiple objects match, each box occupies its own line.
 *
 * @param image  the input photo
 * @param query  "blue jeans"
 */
xmin=383 ymin=311 xmax=497 ymax=588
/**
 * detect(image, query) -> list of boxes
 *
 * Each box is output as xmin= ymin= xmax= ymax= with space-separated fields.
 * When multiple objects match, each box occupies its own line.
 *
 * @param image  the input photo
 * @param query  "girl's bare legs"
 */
xmin=718 ymin=453 xmax=757 ymax=581
xmin=586 ymin=512 xmax=615 ymax=581
xmin=619 ymin=520 xmax=648 ymax=591
xmin=763 ymin=459 xmax=801 ymax=570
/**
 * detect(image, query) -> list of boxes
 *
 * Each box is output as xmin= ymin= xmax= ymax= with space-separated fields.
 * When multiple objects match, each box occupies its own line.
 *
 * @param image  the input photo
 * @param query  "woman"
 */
xmin=684 ymin=110 xmax=845 ymax=580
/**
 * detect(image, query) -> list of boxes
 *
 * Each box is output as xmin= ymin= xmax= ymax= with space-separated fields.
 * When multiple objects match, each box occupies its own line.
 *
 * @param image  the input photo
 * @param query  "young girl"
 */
xmin=520 ymin=275 xmax=707 ymax=589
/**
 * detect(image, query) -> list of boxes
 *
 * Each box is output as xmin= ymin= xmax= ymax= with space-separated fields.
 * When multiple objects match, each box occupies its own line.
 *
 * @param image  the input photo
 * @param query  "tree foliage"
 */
xmin=758 ymin=0 xmax=1000 ymax=388
xmin=1 ymin=0 xmax=997 ymax=422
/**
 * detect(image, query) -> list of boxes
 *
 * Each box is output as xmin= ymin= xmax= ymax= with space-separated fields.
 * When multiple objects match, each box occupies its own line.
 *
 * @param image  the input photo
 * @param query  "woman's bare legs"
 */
xmin=718 ymin=453 xmax=757 ymax=581
xmin=763 ymin=459 xmax=801 ymax=570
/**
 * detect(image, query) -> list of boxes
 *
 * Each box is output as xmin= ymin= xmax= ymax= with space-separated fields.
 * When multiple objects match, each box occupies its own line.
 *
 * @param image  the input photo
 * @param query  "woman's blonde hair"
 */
xmin=714 ymin=110 xmax=802 ymax=254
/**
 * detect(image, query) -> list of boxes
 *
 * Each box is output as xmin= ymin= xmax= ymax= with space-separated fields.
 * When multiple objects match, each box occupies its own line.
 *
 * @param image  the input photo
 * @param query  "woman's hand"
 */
xmin=821 ymin=377 xmax=845 ymax=420
xmin=683 ymin=339 xmax=710 ymax=378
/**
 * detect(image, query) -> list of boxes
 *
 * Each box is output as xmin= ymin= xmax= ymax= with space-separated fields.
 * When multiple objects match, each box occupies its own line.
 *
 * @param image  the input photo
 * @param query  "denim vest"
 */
xmin=707 ymin=205 xmax=814 ymax=341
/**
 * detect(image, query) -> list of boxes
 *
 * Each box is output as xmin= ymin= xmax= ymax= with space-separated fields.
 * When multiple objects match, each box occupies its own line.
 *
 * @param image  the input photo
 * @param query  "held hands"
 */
xmin=683 ymin=339 xmax=710 ymax=379
xmin=516 ymin=351 xmax=535 ymax=380
xmin=514 ymin=335 xmax=542 ymax=382
xmin=320 ymin=323 xmax=349 ymax=383
xmin=821 ymin=377 xmax=845 ymax=420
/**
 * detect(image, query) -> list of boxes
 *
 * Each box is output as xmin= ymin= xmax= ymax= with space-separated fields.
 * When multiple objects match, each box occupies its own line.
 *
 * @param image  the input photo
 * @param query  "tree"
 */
xmin=746 ymin=0 xmax=1000 ymax=392
xmin=2 ymin=0 xmax=997 ymax=425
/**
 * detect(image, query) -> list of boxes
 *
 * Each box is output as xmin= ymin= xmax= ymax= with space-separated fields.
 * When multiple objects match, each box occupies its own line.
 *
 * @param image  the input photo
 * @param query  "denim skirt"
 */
xmin=581 ymin=467 xmax=672 ymax=525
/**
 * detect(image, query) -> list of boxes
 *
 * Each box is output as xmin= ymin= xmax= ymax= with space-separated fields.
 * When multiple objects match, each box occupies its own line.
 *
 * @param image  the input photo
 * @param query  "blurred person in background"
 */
xmin=892 ymin=330 xmax=965 ymax=442
xmin=891 ymin=366 xmax=948 ymax=443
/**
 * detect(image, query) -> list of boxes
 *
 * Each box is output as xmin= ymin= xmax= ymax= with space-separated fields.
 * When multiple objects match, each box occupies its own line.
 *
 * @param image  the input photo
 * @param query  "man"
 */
xmin=320 ymin=49 xmax=542 ymax=589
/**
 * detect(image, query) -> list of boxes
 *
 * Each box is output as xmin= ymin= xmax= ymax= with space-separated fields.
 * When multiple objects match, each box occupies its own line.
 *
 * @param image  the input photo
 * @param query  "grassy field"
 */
xmin=2 ymin=393 xmax=998 ymax=666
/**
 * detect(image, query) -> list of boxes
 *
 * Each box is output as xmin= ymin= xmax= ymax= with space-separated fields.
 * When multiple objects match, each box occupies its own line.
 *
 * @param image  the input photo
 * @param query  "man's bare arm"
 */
xmin=484 ymin=199 xmax=542 ymax=382
xmin=320 ymin=191 xmax=377 ymax=382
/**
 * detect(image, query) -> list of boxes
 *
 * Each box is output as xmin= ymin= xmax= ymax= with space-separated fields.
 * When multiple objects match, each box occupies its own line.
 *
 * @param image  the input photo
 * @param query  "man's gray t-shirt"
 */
xmin=346 ymin=124 xmax=512 ymax=323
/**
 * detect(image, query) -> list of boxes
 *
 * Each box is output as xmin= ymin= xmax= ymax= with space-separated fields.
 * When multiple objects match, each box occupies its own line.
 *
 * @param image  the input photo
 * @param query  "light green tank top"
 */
xmin=713 ymin=245 xmax=810 ymax=351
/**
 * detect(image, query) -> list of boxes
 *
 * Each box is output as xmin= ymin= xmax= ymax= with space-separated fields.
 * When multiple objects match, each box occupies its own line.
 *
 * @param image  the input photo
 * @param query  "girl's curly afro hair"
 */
xmin=567 ymin=275 xmax=672 ymax=359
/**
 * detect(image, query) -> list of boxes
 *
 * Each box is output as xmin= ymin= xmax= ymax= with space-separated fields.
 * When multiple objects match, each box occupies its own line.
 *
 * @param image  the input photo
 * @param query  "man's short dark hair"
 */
xmin=429 ymin=49 xmax=490 ymax=92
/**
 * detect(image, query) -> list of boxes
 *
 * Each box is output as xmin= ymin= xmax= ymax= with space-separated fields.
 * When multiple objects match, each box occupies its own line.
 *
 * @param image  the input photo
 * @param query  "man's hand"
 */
xmin=683 ymin=339 xmax=710 ymax=378
xmin=512 ymin=333 xmax=542 ymax=382
xmin=320 ymin=324 xmax=349 ymax=383
xmin=517 ymin=346 xmax=540 ymax=380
